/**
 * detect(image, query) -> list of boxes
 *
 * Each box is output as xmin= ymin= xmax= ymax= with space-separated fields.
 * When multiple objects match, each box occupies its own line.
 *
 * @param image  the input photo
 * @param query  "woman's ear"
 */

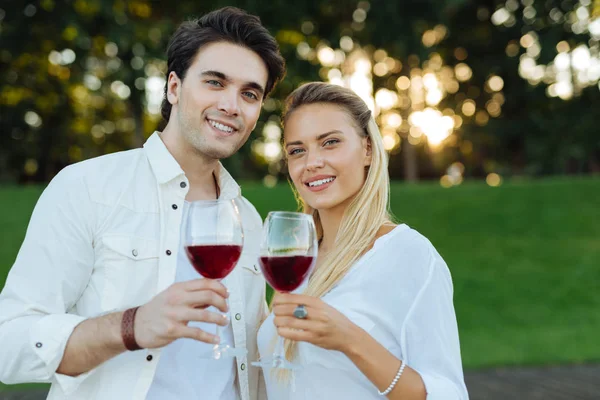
xmin=364 ymin=137 xmax=373 ymax=167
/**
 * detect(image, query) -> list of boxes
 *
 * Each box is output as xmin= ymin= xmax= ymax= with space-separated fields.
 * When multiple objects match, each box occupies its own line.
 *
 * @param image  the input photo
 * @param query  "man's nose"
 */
xmin=217 ymin=89 xmax=241 ymax=117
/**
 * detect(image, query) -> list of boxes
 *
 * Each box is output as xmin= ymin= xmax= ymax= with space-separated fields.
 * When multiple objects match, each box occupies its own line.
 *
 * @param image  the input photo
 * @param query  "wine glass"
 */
xmin=251 ymin=211 xmax=318 ymax=370
xmin=184 ymin=198 xmax=247 ymax=360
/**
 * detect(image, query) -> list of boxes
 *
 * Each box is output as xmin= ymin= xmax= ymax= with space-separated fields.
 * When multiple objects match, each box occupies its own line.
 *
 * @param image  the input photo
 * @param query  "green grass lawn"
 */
xmin=1 ymin=177 xmax=599 ymax=391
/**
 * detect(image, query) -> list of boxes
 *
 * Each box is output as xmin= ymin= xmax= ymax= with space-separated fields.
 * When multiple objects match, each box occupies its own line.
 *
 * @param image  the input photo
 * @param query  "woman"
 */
xmin=257 ymin=82 xmax=468 ymax=399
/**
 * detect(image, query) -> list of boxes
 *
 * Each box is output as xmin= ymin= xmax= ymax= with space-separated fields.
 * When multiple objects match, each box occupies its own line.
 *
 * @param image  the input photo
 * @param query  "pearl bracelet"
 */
xmin=378 ymin=360 xmax=406 ymax=396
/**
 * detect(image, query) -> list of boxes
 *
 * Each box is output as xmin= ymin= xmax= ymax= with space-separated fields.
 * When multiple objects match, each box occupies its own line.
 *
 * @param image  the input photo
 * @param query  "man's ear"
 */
xmin=166 ymin=71 xmax=181 ymax=105
xmin=364 ymin=137 xmax=373 ymax=167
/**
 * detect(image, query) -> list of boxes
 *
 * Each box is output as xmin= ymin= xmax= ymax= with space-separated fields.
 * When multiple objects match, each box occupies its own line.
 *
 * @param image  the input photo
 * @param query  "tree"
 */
xmin=1 ymin=0 xmax=598 ymax=184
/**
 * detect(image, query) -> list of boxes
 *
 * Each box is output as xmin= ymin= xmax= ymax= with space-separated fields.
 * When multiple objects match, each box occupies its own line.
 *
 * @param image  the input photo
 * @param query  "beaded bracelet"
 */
xmin=378 ymin=360 xmax=406 ymax=396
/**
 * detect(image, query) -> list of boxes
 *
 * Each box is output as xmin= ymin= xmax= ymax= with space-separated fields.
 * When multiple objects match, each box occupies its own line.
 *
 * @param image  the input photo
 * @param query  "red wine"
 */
xmin=259 ymin=255 xmax=314 ymax=292
xmin=185 ymin=244 xmax=242 ymax=279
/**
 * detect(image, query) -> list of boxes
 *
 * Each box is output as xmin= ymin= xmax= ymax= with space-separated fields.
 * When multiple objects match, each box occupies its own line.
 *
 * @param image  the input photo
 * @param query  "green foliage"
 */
xmin=0 ymin=0 xmax=598 ymax=184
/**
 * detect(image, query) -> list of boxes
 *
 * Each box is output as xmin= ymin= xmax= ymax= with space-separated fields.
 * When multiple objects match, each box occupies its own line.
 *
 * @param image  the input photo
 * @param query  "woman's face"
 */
xmin=284 ymin=103 xmax=371 ymax=213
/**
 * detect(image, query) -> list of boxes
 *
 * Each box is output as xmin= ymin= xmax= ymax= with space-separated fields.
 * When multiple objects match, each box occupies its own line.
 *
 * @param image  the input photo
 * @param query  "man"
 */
xmin=0 ymin=7 xmax=285 ymax=400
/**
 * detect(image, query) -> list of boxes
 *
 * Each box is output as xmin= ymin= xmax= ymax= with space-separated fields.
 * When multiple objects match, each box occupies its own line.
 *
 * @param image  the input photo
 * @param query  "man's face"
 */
xmin=167 ymin=41 xmax=268 ymax=159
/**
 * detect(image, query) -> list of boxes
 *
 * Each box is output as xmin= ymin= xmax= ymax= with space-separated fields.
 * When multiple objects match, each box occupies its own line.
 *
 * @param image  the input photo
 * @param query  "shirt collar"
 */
xmin=143 ymin=131 xmax=241 ymax=199
xmin=215 ymin=163 xmax=241 ymax=199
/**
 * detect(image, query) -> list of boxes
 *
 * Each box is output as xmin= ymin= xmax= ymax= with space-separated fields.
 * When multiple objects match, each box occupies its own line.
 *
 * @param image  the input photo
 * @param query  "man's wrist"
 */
xmin=121 ymin=307 xmax=143 ymax=351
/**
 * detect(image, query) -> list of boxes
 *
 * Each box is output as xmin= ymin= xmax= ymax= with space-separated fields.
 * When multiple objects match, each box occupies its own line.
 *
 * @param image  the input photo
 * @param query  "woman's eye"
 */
xmin=289 ymin=148 xmax=304 ymax=156
xmin=324 ymin=138 xmax=340 ymax=146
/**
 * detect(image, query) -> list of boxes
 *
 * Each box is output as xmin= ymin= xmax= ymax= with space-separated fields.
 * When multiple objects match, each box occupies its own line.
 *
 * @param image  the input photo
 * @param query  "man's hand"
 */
xmin=57 ymin=279 xmax=230 ymax=376
xmin=135 ymin=279 xmax=230 ymax=348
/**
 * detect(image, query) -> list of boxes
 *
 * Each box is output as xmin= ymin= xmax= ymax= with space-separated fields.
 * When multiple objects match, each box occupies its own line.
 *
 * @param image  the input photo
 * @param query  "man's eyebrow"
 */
xmin=285 ymin=130 xmax=343 ymax=148
xmin=200 ymin=70 xmax=227 ymax=80
xmin=200 ymin=70 xmax=265 ymax=96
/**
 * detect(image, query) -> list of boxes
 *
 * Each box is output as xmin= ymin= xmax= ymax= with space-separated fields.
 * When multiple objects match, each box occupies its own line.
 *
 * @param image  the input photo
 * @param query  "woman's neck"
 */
xmin=317 ymin=206 xmax=346 ymax=254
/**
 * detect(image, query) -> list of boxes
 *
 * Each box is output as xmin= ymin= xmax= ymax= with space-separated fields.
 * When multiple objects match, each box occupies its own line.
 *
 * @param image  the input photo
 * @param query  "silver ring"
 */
xmin=293 ymin=304 xmax=308 ymax=319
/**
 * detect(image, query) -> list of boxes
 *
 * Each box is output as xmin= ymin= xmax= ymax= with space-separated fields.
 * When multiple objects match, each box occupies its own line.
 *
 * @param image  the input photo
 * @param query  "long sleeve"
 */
xmin=0 ymin=166 xmax=95 ymax=392
xmin=400 ymin=245 xmax=469 ymax=400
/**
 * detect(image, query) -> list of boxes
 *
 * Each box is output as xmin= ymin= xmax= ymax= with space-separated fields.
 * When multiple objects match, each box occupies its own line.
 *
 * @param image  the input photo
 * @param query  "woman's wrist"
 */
xmin=342 ymin=323 xmax=369 ymax=358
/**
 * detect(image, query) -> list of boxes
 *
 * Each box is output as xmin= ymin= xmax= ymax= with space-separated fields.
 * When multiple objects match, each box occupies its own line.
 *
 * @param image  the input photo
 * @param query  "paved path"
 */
xmin=464 ymin=363 xmax=600 ymax=400
xmin=1 ymin=363 xmax=599 ymax=399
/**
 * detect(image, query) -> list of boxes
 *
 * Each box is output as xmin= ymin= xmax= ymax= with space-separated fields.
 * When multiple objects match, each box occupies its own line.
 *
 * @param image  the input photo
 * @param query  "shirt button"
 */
xmin=172 ymin=204 xmax=178 ymax=210
xmin=235 ymin=313 xmax=241 ymax=321
xmin=240 ymin=363 xmax=246 ymax=371
xmin=132 ymin=249 xmax=138 ymax=257
xmin=35 ymin=342 xmax=42 ymax=348
xmin=180 ymin=182 xmax=187 ymax=188
xmin=146 ymin=355 xmax=153 ymax=361
xmin=166 ymin=250 xmax=172 ymax=256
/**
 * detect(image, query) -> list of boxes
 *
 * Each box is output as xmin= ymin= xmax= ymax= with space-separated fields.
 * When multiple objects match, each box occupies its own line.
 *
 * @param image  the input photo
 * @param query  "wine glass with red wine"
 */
xmin=251 ymin=211 xmax=318 ymax=370
xmin=184 ymin=198 xmax=246 ymax=360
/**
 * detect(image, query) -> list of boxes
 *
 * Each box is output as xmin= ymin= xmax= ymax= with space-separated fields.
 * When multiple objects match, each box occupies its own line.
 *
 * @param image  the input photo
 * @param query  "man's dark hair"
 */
xmin=160 ymin=7 xmax=286 ymax=122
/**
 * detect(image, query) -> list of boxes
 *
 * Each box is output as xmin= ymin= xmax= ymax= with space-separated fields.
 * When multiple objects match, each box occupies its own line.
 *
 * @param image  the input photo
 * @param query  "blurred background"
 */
xmin=1 ymin=0 xmax=600 ymax=184
xmin=0 ymin=0 xmax=599 ymax=398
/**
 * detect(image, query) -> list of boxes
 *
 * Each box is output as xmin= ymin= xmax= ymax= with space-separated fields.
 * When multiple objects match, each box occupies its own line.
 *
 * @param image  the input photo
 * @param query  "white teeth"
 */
xmin=209 ymin=120 xmax=234 ymax=133
xmin=308 ymin=177 xmax=335 ymax=187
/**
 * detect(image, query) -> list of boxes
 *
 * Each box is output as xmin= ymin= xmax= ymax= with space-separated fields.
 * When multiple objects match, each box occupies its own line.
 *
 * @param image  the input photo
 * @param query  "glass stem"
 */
xmin=215 ymin=322 xmax=222 ymax=347
xmin=274 ymin=334 xmax=285 ymax=361
xmin=216 ymin=297 xmax=230 ymax=344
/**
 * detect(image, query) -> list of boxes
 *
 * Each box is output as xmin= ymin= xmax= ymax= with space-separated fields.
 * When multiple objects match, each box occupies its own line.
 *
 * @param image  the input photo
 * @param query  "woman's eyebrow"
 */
xmin=285 ymin=130 xmax=343 ymax=148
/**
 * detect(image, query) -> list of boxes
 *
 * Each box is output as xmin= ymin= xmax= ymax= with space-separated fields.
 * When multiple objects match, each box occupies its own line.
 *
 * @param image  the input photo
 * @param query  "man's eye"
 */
xmin=207 ymin=80 xmax=223 ymax=87
xmin=243 ymin=92 xmax=258 ymax=100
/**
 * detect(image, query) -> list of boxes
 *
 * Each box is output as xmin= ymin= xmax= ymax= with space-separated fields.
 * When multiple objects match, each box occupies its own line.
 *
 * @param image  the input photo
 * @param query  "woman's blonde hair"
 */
xmin=280 ymin=82 xmax=393 ymax=364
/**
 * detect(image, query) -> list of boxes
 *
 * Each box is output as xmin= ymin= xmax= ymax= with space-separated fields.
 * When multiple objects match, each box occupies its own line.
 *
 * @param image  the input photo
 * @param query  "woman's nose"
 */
xmin=305 ymin=153 xmax=325 ymax=170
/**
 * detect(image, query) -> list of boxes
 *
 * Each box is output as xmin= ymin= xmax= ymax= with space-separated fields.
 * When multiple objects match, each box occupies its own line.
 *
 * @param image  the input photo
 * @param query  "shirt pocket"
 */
xmin=102 ymin=234 xmax=159 ymax=261
xmin=95 ymin=234 xmax=160 ymax=310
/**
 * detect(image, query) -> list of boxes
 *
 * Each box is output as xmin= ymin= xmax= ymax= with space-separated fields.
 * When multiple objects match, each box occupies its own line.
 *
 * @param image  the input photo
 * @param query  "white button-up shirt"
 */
xmin=258 ymin=224 xmax=469 ymax=399
xmin=146 ymin=201 xmax=239 ymax=399
xmin=0 ymin=132 xmax=268 ymax=400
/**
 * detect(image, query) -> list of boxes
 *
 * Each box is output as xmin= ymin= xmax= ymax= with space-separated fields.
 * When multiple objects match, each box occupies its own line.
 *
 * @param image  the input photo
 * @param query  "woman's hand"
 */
xmin=271 ymin=293 xmax=363 ymax=354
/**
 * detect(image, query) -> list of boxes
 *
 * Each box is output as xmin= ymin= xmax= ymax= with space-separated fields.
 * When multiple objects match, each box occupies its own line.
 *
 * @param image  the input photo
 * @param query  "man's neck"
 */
xmin=160 ymin=125 xmax=220 ymax=201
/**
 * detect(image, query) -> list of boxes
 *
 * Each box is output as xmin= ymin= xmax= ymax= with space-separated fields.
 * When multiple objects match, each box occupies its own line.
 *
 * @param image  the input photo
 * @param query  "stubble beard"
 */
xmin=178 ymin=108 xmax=241 ymax=160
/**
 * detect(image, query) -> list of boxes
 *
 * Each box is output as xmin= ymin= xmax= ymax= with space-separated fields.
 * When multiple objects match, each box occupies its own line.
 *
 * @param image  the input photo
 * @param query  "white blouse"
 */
xmin=257 ymin=224 xmax=469 ymax=400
